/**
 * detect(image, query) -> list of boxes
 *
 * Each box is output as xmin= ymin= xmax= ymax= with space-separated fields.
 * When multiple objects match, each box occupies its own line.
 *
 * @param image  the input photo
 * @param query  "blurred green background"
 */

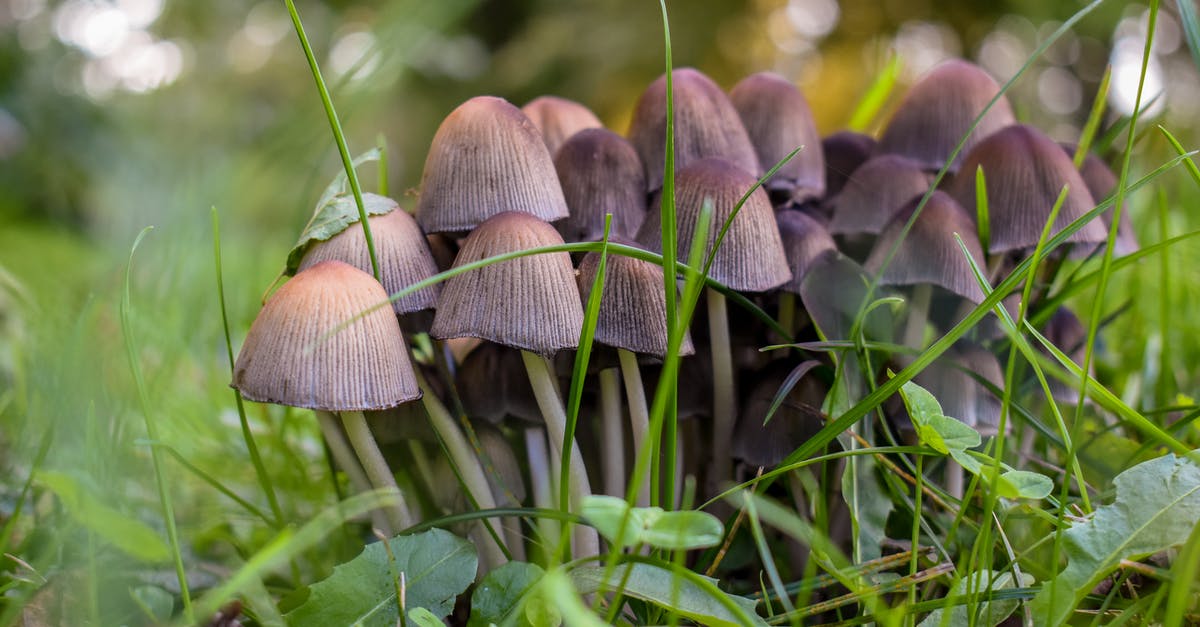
xmin=1 ymin=0 xmax=1199 ymax=623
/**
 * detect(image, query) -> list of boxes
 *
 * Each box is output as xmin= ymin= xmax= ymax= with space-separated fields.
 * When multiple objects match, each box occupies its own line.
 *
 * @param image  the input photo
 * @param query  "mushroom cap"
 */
xmin=1041 ymin=307 xmax=1093 ymax=404
xmin=949 ymin=124 xmax=1107 ymax=253
xmin=554 ymin=128 xmax=647 ymax=242
xmin=635 ymin=158 xmax=792 ymax=292
xmin=864 ymin=191 xmax=987 ymax=303
xmin=431 ymin=211 xmax=583 ymax=354
xmin=457 ymin=342 xmax=543 ymax=424
xmin=298 ymin=198 xmax=441 ymax=315
xmin=522 ymin=95 xmax=604 ymax=156
xmin=733 ymin=361 xmax=827 ymax=467
xmin=729 ymin=72 xmax=825 ymax=202
xmin=822 ymin=130 xmax=877 ymax=198
xmin=416 ymin=96 xmax=569 ymax=234
xmin=577 ymin=239 xmax=694 ymax=359
xmin=627 ymin=68 xmax=762 ymax=191
xmin=776 ymin=208 xmax=837 ymax=294
xmin=828 ymin=154 xmax=933 ymax=236
xmin=233 ymin=260 xmax=420 ymax=411
xmin=914 ymin=342 xmax=1005 ymax=435
xmin=875 ymin=59 xmax=1016 ymax=173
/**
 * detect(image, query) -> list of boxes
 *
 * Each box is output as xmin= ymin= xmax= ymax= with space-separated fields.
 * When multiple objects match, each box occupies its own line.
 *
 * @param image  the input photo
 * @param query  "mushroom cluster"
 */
xmin=232 ymin=59 xmax=1132 ymax=569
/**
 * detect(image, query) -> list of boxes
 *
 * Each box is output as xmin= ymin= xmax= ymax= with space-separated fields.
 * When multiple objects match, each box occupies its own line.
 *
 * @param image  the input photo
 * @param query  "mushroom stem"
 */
xmin=707 ymin=288 xmax=737 ymax=498
xmin=316 ymin=410 xmax=391 ymax=533
xmin=419 ymin=379 xmax=508 ymax=568
xmin=945 ymin=458 xmax=964 ymax=501
xmin=599 ymin=368 xmax=625 ymax=498
xmin=902 ymin=284 xmax=932 ymax=351
xmin=525 ymin=427 xmax=559 ymax=554
xmin=520 ymin=350 xmax=600 ymax=557
xmin=617 ymin=348 xmax=652 ymax=507
xmin=339 ymin=410 xmax=414 ymax=533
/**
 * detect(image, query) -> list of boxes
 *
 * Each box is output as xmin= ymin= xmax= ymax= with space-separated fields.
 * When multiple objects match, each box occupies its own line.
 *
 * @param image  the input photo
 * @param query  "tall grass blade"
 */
xmin=1073 ymin=65 xmax=1112 ymax=168
xmin=1176 ymin=0 xmax=1200 ymax=72
xmin=847 ymin=55 xmax=901 ymax=132
xmin=121 ymin=227 xmax=192 ymax=622
xmin=657 ymin=0 xmax=679 ymax=510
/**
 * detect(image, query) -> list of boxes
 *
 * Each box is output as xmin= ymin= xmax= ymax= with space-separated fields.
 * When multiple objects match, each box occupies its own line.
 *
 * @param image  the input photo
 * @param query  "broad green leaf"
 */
xmin=284 ymin=192 xmax=397 ymax=275
xmin=287 ymin=528 xmax=476 ymax=626
xmin=130 ymin=585 xmax=174 ymax=623
xmin=949 ymin=448 xmax=983 ymax=475
xmin=317 ymin=147 xmax=383 ymax=210
xmin=468 ymin=561 xmax=545 ymax=627
xmin=1031 ymin=450 xmax=1200 ymax=626
xmin=899 ymin=380 xmax=944 ymax=428
xmin=408 ymin=607 xmax=445 ymax=627
xmin=581 ymin=495 xmax=724 ymax=550
xmin=917 ymin=570 xmax=1033 ymax=627
xmin=997 ymin=470 xmax=1053 ymax=500
xmin=923 ymin=414 xmax=981 ymax=454
xmin=36 ymin=471 xmax=170 ymax=563
xmin=571 ymin=563 xmax=767 ymax=627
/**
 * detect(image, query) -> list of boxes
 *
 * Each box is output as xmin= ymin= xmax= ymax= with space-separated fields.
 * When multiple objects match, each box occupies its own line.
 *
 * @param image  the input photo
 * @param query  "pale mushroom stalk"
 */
xmin=340 ymin=410 xmax=414 ymax=532
xmin=617 ymin=348 xmax=652 ymax=507
xmin=599 ymin=368 xmax=625 ymax=497
xmin=707 ymin=288 xmax=737 ymax=494
xmin=525 ymin=427 xmax=560 ymax=550
xmin=902 ymin=283 xmax=932 ymax=351
xmin=316 ymin=410 xmax=392 ymax=533
xmin=521 ymin=350 xmax=601 ymax=556
xmin=419 ymin=377 xmax=508 ymax=568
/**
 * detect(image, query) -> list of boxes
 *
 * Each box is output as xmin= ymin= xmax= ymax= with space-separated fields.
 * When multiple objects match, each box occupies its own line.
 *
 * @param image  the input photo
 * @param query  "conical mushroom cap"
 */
xmin=635 ymin=158 xmax=791 ymax=292
xmin=298 ymin=198 xmax=440 ymax=315
xmin=457 ymin=342 xmax=543 ymax=424
xmin=729 ymin=72 xmax=825 ymax=202
xmin=733 ymin=361 xmax=827 ymax=467
xmin=776 ymin=209 xmax=837 ymax=293
xmin=522 ymin=95 xmax=604 ymax=156
xmin=417 ymin=96 xmax=569 ymax=234
xmin=627 ymin=68 xmax=761 ymax=191
xmin=864 ymin=191 xmax=987 ymax=303
xmin=914 ymin=342 xmax=1005 ymax=435
xmin=554 ymin=128 xmax=647 ymax=242
xmin=822 ymin=131 xmax=877 ymax=198
xmin=950 ymin=124 xmax=1107 ymax=253
xmin=875 ymin=59 xmax=1016 ymax=172
xmin=577 ymin=239 xmax=694 ymax=359
xmin=828 ymin=154 xmax=933 ymax=236
xmin=233 ymin=260 xmax=420 ymax=410
xmin=431 ymin=211 xmax=583 ymax=354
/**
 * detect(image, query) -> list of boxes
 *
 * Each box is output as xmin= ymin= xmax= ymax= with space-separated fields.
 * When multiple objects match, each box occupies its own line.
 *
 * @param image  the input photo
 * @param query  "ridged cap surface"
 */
xmin=298 ymin=199 xmax=440 ymax=315
xmin=776 ymin=209 xmax=836 ymax=293
xmin=950 ymin=124 xmax=1106 ymax=253
xmin=577 ymin=241 xmax=694 ymax=358
xmin=627 ymin=68 xmax=761 ymax=191
xmin=554 ymin=128 xmax=647 ymax=242
xmin=730 ymin=72 xmax=825 ymax=202
xmin=876 ymin=59 xmax=1015 ymax=172
xmin=864 ymin=191 xmax=987 ymax=303
xmin=233 ymin=260 xmax=420 ymax=410
xmin=635 ymin=158 xmax=791 ymax=292
xmin=522 ymin=95 xmax=604 ymax=157
xmin=417 ymin=96 xmax=569 ymax=234
xmin=828 ymin=154 xmax=932 ymax=236
xmin=431 ymin=211 xmax=583 ymax=354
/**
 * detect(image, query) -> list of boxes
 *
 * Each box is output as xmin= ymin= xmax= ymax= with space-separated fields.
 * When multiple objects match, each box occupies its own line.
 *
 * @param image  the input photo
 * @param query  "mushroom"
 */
xmin=553 ymin=128 xmax=648 ymax=243
xmin=522 ymin=95 xmax=604 ymax=156
xmin=775 ymin=208 xmax=837 ymax=338
xmin=233 ymin=260 xmax=419 ymax=534
xmin=417 ymin=96 xmax=569 ymax=234
xmin=875 ymin=59 xmax=1016 ymax=173
xmin=827 ymin=154 xmax=933 ymax=260
xmin=578 ymin=238 xmax=694 ymax=505
xmin=431 ymin=211 xmax=599 ymax=555
xmin=627 ymin=68 xmax=761 ymax=192
xmin=729 ymin=72 xmax=825 ymax=205
xmin=821 ymin=130 xmax=877 ymax=199
xmin=636 ymin=157 xmax=792 ymax=496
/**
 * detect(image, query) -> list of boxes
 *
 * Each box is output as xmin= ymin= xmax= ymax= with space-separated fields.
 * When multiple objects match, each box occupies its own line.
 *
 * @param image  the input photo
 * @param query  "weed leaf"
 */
xmin=1031 ymin=450 xmax=1200 ymax=625
xmin=469 ymin=561 xmax=545 ymax=627
xmin=582 ymin=495 xmax=724 ymax=550
xmin=571 ymin=563 xmax=766 ymax=627
xmin=900 ymin=380 xmax=981 ymax=454
xmin=284 ymin=191 xmax=397 ymax=275
xmin=287 ymin=528 xmax=476 ymax=626
xmin=917 ymin=570 xmax=1033 ymax=627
